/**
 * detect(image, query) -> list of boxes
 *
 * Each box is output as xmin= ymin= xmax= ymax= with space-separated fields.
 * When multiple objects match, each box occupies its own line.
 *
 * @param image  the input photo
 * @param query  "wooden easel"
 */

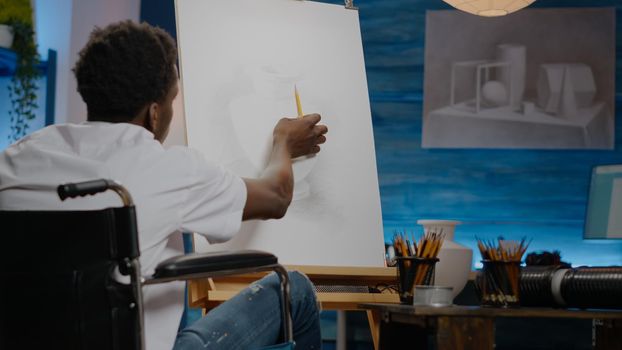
xmin=188 ymin=265 xmax=400 ymax=349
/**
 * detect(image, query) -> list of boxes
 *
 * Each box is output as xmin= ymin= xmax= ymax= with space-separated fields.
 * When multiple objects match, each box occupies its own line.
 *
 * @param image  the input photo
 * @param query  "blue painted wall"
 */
xmin=145 ymin=0 xmax=622 ymax=268
xmin=334 ymin=0 xmax=622 ymax=267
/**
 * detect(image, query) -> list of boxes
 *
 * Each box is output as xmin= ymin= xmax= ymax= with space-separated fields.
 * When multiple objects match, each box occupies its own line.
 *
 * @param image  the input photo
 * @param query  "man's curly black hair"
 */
xmin=73 ymin=21 xmax=178 ymax=122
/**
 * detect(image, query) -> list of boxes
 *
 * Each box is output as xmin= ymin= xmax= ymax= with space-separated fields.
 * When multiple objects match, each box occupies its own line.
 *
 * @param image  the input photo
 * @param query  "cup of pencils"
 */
xmin=477 ymin=237 xmax=530 ymax=308
xmin=393 ymin=230 xmax=445 ymax=304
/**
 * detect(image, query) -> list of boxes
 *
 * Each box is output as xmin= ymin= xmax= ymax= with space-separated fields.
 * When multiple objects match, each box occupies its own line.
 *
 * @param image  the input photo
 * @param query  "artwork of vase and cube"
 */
xmin=423 ymin=8 xmax=615 ymax=149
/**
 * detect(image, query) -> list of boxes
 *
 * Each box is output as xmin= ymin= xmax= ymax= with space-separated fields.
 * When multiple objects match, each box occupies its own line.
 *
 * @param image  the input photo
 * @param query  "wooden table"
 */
xmin=360 ymin=303 xmax=622 ymax=350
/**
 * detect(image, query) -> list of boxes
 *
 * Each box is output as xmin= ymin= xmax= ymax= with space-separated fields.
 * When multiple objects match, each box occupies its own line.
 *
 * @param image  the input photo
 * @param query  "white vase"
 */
xmin=0 ymin=24 xmax=14 ymax=49
xmin=496 ymin=43 xmax=526 ymax=110
xmin=417 ymin=219 xmax=473 ymax=299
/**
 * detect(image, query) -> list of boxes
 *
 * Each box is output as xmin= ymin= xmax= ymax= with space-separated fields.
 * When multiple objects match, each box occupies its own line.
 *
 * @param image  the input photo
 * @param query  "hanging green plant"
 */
xmin=1 ymin=0 xmax=40 ymax=142
xmin=7 ymin=19 xmax=40 ymax=143
xmin=0 ymin=0 xmax=34 ymax=25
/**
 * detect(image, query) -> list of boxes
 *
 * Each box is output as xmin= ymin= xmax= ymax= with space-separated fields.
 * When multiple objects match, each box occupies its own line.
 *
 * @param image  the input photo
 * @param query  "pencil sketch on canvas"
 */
xmin=175 ymin=0 xmax=385 ymax=266
xmin=228 ymin=64 xmax=317 ymax=200
xmin=423 ymin=8 xmax=615 ymax=149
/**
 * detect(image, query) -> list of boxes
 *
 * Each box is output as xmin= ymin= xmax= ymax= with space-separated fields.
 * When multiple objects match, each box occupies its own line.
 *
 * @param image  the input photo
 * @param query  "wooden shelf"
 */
xmin=207 ymin=290 xmax=399 ymax=310
xmin=0 ymin=46 xmax=50 ymax=77
xmin=188 ymin=264 xmax=400 ymax=310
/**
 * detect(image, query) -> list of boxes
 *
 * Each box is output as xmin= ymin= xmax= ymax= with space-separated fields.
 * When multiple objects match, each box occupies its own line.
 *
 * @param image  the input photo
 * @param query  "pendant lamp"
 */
xmin=443 ymin=0 xmax=535 ymax=17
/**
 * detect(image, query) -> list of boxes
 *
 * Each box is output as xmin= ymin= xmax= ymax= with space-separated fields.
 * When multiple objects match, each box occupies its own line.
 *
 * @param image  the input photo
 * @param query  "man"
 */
xmin=0 ymin=21 xmax=327 ymax=349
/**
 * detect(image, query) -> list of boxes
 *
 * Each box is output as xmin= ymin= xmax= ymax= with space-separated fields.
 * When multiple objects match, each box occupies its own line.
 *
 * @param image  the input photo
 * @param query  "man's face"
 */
xmin=154 ymin=79 xmax=179 ymax=143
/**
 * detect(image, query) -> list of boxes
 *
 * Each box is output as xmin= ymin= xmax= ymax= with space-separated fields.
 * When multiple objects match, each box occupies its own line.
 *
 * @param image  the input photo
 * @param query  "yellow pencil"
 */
xmin=294 ymin=85 xmax=303 ymax=118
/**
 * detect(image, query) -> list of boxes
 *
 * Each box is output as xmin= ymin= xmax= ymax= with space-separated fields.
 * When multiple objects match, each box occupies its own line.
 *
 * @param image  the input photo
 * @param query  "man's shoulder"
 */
xmin=159 ymin=146 xmax=213 ymax=172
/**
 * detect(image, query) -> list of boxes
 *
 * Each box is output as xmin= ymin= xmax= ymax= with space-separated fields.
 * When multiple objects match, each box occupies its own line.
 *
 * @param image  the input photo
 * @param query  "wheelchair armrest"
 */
xmin=148 ymin=250 xmax=294 ymax=343
xmin=152 ymin=250 xmax=278 ymax=280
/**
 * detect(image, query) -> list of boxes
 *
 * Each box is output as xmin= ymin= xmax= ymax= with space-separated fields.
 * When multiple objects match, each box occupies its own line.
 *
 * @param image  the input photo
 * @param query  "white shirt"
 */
xmin=0 ymin=122 xmax=247 ymax=350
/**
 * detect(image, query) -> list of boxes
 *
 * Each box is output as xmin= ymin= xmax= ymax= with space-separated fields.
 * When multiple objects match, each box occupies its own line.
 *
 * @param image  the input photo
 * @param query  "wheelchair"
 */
xmin=0 ymin=179 xmax=293 ymax=349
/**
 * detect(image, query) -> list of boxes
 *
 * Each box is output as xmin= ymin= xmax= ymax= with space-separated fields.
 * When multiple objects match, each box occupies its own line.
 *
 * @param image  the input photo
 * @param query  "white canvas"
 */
xmin=175 ymin=0 xmax=385 ymax=267
xmin=162 ymin=89 xmax=188 ymax=148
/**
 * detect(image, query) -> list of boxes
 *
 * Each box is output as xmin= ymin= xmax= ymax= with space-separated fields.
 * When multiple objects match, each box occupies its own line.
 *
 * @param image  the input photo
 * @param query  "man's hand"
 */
xmin=242 ymin=113 xmax=328 ymax=221
xmin=273 ymin=114 xmax=328 ymax=158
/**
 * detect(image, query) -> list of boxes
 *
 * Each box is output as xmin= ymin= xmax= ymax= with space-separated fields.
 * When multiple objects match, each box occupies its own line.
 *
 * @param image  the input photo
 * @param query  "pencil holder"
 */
xmin=395 ymin=257 xmax=439 ymax=304
xmin=480 ymin=259 xmax=521 ymax=307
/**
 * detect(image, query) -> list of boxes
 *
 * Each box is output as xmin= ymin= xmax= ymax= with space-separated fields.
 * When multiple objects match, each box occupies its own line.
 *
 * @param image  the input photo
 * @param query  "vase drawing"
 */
xmin=229 ymin=64 xmax=317 ymax=200
xmin=496 ymin=43 xmax=526 ymax=110
xmin=417 ymin=219 xmax=473 ymax=299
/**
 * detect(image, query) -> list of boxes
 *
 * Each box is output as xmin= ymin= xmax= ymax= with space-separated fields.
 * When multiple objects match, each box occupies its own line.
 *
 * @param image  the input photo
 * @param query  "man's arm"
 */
xmin=242 ymin=114 xmax=327 ymax=220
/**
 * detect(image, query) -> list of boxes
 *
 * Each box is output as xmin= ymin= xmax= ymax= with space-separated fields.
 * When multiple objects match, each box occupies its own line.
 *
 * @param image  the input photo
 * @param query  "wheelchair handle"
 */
xmin=57 ymin=179 xmax=134 ymax=206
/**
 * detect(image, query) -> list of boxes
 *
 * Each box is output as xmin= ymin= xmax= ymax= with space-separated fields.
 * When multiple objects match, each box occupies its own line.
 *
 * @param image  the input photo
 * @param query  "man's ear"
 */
xmin=146 ymin=102 xmax=159 ymax=132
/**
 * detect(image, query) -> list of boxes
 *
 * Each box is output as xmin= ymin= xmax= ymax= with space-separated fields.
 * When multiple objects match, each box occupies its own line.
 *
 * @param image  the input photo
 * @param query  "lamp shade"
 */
xmin=443 ymin=0 xmax=535 ymax=17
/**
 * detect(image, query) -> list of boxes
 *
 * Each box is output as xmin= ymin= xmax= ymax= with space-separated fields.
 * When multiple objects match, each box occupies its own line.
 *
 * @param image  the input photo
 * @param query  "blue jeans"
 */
xmin=173 ymin=271 xmax=321 ymax=349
